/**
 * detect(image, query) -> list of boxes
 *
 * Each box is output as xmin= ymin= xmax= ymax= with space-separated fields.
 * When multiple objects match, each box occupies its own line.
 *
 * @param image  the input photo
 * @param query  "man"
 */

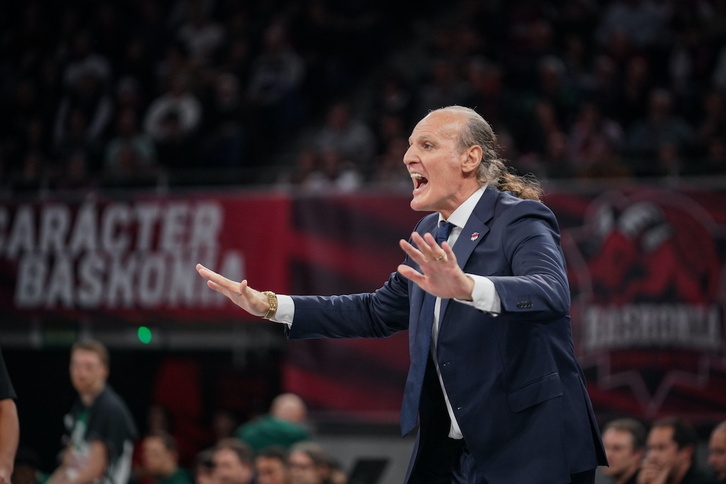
xmin=196 ymin=105 xmax=607 ymax=483
xmin=0 ymin=347 xmax=19 ymax=484
xmin=212 ymin=438 xmax=254 ymax=484
xmin=254 ymin=447 xmax=290 ymax=484
xmin=708 ymin=421 xmax=726 ymax=483
xmin=638 ymin=417 xmax=716 ymax=484
xmin=47 ymin=340 xmax=138 ymax=484
xmin=236 ymin=393 xmax=310 ymax=452
xmin=287 ymin=442 xmax=330 ymax=484
xmin=601 ymin=418 xmax=647 ymax=484
xmin=140 ymin=432 xmax=192 ymax=484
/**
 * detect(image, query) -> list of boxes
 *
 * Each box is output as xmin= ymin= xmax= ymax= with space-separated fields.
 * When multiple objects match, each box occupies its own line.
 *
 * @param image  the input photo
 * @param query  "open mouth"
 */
xmin=411 ymin=173 xmax=429 ymax=190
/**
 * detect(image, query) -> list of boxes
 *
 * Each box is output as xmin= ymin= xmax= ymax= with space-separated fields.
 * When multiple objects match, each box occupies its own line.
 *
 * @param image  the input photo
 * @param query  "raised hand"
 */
xmin=397 ymin=231 xmax=474 ymax=301
xmin=195 ymin=264 xmax=271 ymax=317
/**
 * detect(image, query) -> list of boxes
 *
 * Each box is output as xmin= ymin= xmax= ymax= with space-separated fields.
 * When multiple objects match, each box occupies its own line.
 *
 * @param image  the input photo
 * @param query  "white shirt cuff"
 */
xmin=454 ymin=274 xmax=501 ymax=314
xmin=270 ymin=294 xmax=294 ymax=326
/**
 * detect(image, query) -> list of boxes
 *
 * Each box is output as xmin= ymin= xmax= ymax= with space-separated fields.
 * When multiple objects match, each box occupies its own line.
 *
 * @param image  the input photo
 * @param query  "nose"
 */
xmin=403 ymin=145 xmax=416 ymax=166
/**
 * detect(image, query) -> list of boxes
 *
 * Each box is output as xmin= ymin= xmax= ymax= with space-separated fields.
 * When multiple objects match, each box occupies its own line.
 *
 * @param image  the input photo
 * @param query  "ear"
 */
xmin=461 ymin=145 xmax=482 ymax=174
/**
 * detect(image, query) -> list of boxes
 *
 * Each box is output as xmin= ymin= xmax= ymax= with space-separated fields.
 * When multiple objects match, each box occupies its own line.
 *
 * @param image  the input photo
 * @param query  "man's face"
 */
xmin=288 ymin=452 xmax=321 ymax=484
xmin=142 ymin=437 xmax=170 ymax=476
xmin=255 ymin=456 xmax=288 ymax=484
xmin=644 ymin=426 xmax=689 ymax=477
xmin=708 ymin=428 xmax=726 ymax=480
xmin=404 ymin=111 xmax=476 ymax=219
xmin=602 ymin=428 xmax=643 ymax=478
xmin=69 ymin=349 xmax=107 ymax=396
xmin=213 ymin=449 xmax=252 ymax=484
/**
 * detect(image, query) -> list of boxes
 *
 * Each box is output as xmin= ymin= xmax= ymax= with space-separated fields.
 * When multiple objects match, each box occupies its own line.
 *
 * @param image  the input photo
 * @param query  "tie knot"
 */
xmin=436 ymin=221 xmax=455 ymax=244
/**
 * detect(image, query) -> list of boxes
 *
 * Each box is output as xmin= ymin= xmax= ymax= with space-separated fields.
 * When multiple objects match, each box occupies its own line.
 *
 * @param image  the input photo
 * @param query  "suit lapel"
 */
xmin=439 ymin=186 xmax=498 ymax=319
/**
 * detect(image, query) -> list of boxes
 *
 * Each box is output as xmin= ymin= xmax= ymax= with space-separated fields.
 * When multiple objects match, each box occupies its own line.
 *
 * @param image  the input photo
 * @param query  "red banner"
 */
xmin=0 ymin=193 xmax=292 ymax=324
xmin=1 ymin=185 xmax=725 ymax=422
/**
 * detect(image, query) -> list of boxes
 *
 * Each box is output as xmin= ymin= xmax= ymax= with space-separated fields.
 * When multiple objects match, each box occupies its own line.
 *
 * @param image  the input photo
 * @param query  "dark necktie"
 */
xmin=435 ymin=220 xmax=455 ymax=246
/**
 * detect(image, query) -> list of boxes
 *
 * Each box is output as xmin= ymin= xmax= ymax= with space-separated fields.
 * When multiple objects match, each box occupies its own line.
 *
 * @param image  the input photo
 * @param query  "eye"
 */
xmin=422 ymin=142 xmax=433 ymax=150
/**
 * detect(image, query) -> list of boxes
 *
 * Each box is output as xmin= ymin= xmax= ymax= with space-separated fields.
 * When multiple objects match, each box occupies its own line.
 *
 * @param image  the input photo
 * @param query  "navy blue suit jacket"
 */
xmin=288 ymin=186 xmax=607 ymax=483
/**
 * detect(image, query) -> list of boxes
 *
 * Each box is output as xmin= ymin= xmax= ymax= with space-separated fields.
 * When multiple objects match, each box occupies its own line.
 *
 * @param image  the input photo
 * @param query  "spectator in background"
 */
xmin=61 ymin=30 xmax=112 ymax=92
xmin=532 ymin=55 xmax=581 ymax=129
xmin=199 ymin=73 xmax=248 ymax=169
xmin=596 ymin=0 xmax=666 ymax=53
xmin=254 ymin=447 xmax=290 ymax=484
xmin=639 ymin=416 xmax=716 ymax=484
xmin=462 ymin=58 xmax=520 ymax=137
xmin=708 ymin=421 xmax=726 ymax=483
xmin=278 ymin=148 xmax=319 ymax=188
xmin=287 ymin=442 xmax=331 ymax=484
xmin=600 ymin=418 xmax=647 ymax=484
xmin=246 ymin=19 xmax=305 ymax=153
xmin=103 ymin=108 xmax=158 ymax=182
xmin=212 ymin=439 xmax=254 ymax=484
xmin=46 ymin=340 xmax=138 ymax=484
xmin=0 ymin=347 xmax=18 ymax=484
xmin=568 ymin=101 xmax=625 ymax=175
xmin=626 ymin=88 xmax=694 ymax=177
xmin=53 ymin=70 xmax=113 ymax=164
xmin=414 ymin=57 xmax=470 ymax=122
xmin=176 ymin=3 xmax=225 ymax=66
xmin=300 ymin=148 xmax=363 ymax=193
xmin=140 ymin=432 xmax=192 ymax=484
xmin=314 ymin=102 xmax=377 ymax=169
xmin=144 ymin=73 xmax=202 ymax=143
xmin=236 ymin=393 xmax=310 ymax=453
xmin=366 ymin=72 xmax=414 ymax=131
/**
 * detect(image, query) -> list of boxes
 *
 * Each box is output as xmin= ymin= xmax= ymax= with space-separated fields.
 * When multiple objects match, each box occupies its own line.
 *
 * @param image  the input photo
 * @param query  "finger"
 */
xmin=419 ymin=232 xmax=450 ymax=260
xmin=206 ymin=280 xmax=226 ymax=294
xmin=399 ymin=239 xmax=427 ymax=264
xmin=397 ymin=264 xmax=425 ymax=285
xmin=439 ymin=241 xmax=455 ymax=262
xmin=408 ymin=232 xmax=442 ymax=261
xmin=197 ymin=264 xmax=242 ymax=291
xmin=413 ymin=232 xmax=438 ymax=255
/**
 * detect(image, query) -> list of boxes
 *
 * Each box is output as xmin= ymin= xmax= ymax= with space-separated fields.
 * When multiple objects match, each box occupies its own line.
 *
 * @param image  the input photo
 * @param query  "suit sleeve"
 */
xmin=486 ymin=200 xmax=570 ymax=319
xmin=288 ymin=270 xmax=411 ymax=339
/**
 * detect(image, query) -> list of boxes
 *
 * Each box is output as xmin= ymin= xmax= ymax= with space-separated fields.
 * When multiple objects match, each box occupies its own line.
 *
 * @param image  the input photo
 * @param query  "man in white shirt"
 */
xmin=196 ymin=105 xmax=606 ymax=483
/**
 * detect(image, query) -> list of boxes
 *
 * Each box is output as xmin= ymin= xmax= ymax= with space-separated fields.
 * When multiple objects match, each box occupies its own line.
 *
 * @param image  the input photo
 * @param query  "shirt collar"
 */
xmin=438 ymin=185 xmax=487 ymax=230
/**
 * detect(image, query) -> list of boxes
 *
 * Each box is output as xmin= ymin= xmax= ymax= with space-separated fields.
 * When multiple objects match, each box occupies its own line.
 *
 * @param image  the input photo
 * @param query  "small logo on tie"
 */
xmin=471 ymin=232 xmax=479 ymax=241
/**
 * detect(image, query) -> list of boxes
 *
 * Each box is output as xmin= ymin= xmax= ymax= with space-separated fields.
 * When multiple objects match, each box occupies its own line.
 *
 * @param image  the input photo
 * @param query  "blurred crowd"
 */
xmin=14 ymin=392 xmax=358 ymax=484
xmin=0 ymin=0 xmax=418 ymax=191
xmin=3 ymin=0 xmax=726 ymax=194
xmin=8 ymin=340 xmax=361 ymax=484
xmin=599 ymin=416 xmax=726 ymax=483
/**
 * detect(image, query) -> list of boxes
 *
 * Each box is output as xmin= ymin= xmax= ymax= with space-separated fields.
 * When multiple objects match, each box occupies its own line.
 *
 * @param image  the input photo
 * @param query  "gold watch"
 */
xmin=261 ymin=291 xmax=278 ymax=319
